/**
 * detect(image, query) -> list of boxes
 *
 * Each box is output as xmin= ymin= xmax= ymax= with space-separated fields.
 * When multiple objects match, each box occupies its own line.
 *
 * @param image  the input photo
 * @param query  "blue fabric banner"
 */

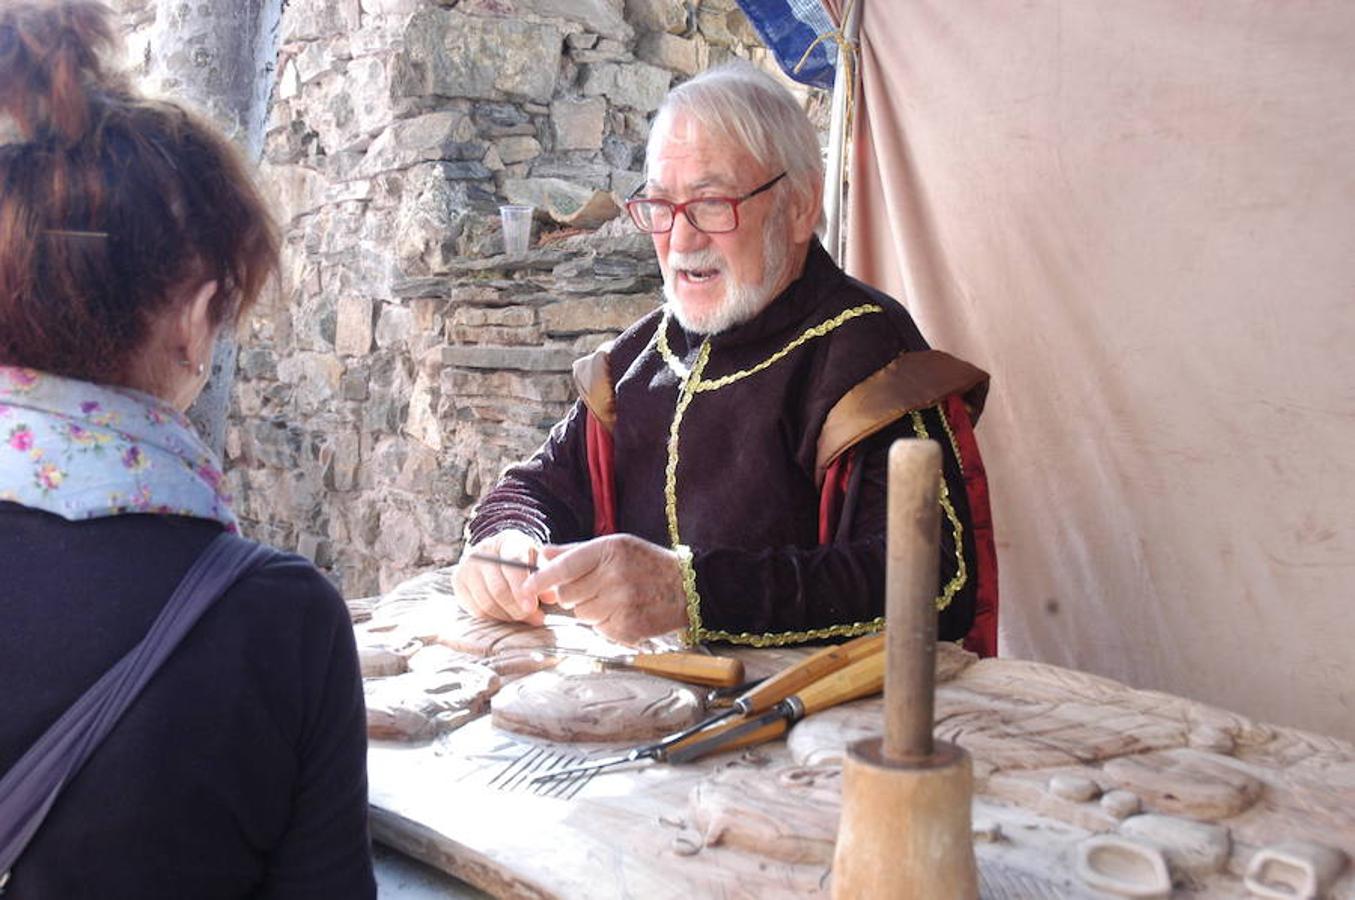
xmin=734 ymin=0 xmax=838 ymax=89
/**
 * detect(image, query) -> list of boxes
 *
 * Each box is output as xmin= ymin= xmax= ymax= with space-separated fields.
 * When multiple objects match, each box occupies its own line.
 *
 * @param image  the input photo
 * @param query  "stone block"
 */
xmin=540 ymin=294 xmax=658 ymax=334
xmin=356 ymin=111 xmax=479 ymax=178
xmin=450 ymin=306 xmax=536 ymax=329
xmin=396 ymin=9 xmax=561 ymax=105
xmin=572 ymin=332 xmax=619 ymax=356
xmin=528 ymin=157 xmax=612 ymax=191
xmin=359 ymin=0 xmax=422 ymax=14
xmin=283 ymin=0 xmax=361 ymax=42
xmin=375 ymin=504 xmax=423 ymax=569
xmin=341 ymin=368 xmax=370 ymax=401
xmin=727 ymin=5 xmax=761 ymax=45
xmin=405 ymin=369 xmax=442 ymax=450
xmin=602 ymin=134 xmax=636 ymax=170
xmin=364 ymin=437 xmax=409 ymax=486
xmin=260 ymin=162 xmax=327 ymax=224
xmin=443 ymin=370 xmax=576 ymax=405
xmin=376 ymin=304 xmax=416 ymax=348
xmin=411 ymin=298 xmax=448 ymax=332
xmin=507 ymin=0 xmax=632 ymax=41
xmin=275 ymin=353 xmax=343 ymax=415
xmin=394 ymin=164 xmax=492 ymax=275
xmin=449 ymin=324 xmax=544 ymax=345
xmin=494 ymin=135 xmax=542 ymax=165
xmin=610 ymin=168 xmax=646 ymax=203
xmin=625 ymin=0 xmax=687 ymax=34
xmin=438 ymin=344 xmax=577 ymax=372
xmin=636 ymin=32 xmax=701 ymax=77
xmin=503 ymin=177 xmax=620 ymax=228
xmin=579 ymin=62 xmax=671 ymax=112
xmin=237 ymin=347 xmax=278 ymax=381
xmin=297 ymin=533 xmax=334 ymax=568
xmin=321 ymin=428 xmax=360 ymax=493
xmin=474 ymin=102 xmax=535 ymax=136
xmin=550 ymin=97 xmax=606 ymax=151
xmin=570 ymin=42 xmax=632 ymax=65
xmin=335 ymin=296 xmax=375 ymax=356
xmin=566 ymin=32 xmax=598 ymax=50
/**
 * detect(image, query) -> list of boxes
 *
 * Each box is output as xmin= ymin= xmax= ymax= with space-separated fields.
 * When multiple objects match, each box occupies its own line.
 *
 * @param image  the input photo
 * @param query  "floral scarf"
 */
xmin=0 ymin=366 xmax=238 ymax=531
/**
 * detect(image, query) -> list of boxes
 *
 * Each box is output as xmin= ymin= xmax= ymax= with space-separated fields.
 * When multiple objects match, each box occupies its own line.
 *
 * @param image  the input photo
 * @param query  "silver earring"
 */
xmin=179 ymin=359 xmax=205 ymax=377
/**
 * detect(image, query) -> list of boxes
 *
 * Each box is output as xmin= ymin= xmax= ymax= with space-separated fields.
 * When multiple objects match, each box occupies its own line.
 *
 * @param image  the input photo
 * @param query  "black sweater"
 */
xmin=0 ymin=502 xmax=375 ymax=899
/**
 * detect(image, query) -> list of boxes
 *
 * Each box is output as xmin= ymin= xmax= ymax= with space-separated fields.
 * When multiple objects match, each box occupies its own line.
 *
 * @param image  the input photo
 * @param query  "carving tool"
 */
xmin=663 ymin=648 xmax=887 ymax=764
xmin=519 ymin=648 xmax=745 ymax=688
xmin=530 ymin=631 xmax=885 ymax=784
xmin=469 ymin=552 xmax=537 ymax=572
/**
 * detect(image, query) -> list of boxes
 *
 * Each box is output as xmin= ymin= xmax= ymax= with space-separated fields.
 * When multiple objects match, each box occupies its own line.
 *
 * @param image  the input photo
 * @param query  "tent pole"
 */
xmin=822 ymin=0 xmax=862 ymax=265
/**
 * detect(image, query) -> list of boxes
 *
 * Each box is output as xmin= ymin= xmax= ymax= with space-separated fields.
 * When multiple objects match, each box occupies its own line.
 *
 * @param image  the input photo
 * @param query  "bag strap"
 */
xmin=0 ymin=532 xmax=276 ymax=889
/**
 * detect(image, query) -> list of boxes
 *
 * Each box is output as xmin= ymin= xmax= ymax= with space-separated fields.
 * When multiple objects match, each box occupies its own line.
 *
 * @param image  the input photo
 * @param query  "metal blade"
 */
xmin=529 ymin=747 xmax=646 ymax=785
xmin=662 ymin=708 xmax=788 ymax=765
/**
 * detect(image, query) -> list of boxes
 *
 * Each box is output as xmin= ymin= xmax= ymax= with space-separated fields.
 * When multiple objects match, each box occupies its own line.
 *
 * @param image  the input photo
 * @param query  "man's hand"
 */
xmin=520 ymin=534 xmax=689 ymax=645
xmin=450 ymin=530 xmax=545 ymax=626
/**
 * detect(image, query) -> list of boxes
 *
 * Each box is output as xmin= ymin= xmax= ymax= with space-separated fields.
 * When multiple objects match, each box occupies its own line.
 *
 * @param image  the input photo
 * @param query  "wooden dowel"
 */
xmin=884 ymin=439 xmax=941 ymax=764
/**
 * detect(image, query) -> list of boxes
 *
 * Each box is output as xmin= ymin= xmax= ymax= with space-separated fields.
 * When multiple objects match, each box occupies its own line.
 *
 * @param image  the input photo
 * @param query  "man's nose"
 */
xmin=668 ymin=211 xmax=709 ymax=252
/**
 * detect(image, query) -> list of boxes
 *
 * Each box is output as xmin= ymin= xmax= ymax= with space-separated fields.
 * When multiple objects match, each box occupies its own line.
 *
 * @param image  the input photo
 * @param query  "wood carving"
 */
xmin=364 ymin=663 xmax=499 ymax=741
xmin=355 ymin=569 xmax=1355 ymax=899
xmin=1100 ymin=749 xmax=1262 ymax=821
xmin=491 ymin=670 xmax=703 ymax=742
xmin=688 ymin=765 xmax=842 ymax=865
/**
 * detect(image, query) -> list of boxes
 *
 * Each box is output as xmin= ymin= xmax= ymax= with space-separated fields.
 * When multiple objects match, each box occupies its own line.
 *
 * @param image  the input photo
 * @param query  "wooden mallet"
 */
xmin=831 ymin=439 xmax=978 ymax=899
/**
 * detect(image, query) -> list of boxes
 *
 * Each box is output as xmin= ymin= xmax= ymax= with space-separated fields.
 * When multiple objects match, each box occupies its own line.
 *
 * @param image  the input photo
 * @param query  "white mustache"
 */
xmin=666 ymin=248 xmax=726 ymax=273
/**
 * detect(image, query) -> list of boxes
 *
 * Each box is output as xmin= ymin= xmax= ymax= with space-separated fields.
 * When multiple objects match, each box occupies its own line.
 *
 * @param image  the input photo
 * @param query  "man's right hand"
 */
xmin=449 ymin=530 xmax=545 ymax=625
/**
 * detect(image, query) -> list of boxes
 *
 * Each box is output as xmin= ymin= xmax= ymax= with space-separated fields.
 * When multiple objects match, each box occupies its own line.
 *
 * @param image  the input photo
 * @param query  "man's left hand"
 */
xmin=520 ymin=534 xmax=689 ymax=645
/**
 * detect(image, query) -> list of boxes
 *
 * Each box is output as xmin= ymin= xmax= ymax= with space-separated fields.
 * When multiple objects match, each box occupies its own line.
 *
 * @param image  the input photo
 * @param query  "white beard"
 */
xmin=662 ymin=221 xmax=790 ymax=335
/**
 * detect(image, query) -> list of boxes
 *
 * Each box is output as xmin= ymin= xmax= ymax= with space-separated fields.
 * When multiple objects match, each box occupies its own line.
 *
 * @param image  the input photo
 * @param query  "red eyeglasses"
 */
xmin=625 ymin=172 xmax=787 ymax=234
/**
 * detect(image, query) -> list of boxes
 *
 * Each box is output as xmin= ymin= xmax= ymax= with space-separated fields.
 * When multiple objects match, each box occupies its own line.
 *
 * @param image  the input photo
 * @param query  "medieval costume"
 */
xmin=470 ymin=242 xmax=997 ymax=653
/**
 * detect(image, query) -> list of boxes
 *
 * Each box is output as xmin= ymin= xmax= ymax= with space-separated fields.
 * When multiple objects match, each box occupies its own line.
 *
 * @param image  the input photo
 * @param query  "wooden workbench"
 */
xmin=358 ymin=574 xmax=1355 ymax=899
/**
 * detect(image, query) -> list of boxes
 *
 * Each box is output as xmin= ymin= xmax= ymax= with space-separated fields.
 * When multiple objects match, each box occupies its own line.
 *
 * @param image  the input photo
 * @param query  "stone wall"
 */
xmin=113 ymin=0 xmax=825 ymax=596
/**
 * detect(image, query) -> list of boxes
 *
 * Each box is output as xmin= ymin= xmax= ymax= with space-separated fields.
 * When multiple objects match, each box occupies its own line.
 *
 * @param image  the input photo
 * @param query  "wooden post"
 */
xmin=884 ymin=439 xmax=940 ymax=763
xmin=831 ymin=439 xmax=977 ymax=900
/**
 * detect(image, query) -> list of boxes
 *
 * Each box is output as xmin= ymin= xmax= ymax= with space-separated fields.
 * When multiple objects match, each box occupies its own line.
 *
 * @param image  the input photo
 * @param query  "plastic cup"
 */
xmin=499 ymin=204 xmax=533 ymax=257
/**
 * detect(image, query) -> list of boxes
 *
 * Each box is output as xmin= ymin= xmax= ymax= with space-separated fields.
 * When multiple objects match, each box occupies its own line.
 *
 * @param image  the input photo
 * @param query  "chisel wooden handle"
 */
xmin=735 ymin=632 xmax=884 ymax=714
xmin=626 ymin=652 xmax=745 ymax=688
xmin=663 ymin=712 xmax=791 ymax=762
xmin=795 ymin=650 xmax=887 ymax=716
xmin=665 ymin=653 xmax=886 ymax=764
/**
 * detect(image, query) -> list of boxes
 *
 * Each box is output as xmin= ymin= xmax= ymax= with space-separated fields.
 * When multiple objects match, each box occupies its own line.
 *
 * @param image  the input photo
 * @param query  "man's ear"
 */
xmin=789 ymin=177 xmax=824 ymax=244
xmin=176 ymin=280 xmax=218 ymax=364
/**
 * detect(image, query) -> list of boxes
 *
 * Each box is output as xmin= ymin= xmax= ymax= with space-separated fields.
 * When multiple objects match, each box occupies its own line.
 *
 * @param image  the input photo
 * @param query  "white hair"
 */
xmin=647 ymin=62 xmax=823 ymax=227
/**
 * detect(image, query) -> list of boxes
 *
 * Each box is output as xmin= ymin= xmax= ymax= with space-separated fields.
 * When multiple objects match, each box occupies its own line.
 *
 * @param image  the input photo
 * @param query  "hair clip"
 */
xmin=42 ymin=230 xmax=109 ymax=239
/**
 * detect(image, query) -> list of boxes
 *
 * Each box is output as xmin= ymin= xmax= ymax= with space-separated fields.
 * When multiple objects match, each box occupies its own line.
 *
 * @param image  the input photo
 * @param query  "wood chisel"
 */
xmin=522 ymin=648 xmax=745 ymax=688
xmin=662 ymin=648 xmax=886 ymax=763
xmin=530 ymin=631 xmax=884 ymax=784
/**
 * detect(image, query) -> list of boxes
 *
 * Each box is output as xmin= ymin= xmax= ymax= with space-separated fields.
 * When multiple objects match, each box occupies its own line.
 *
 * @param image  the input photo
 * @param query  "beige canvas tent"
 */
xmin=810 ymin=0 xmax=1355 ymax=741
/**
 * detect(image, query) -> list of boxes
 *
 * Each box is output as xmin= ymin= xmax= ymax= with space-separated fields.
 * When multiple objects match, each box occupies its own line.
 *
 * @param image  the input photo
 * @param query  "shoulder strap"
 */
xmin=815 ymin=349 xmax=989 ymax=487
xmin=572 ymin=341 xmax=616 ymax=433
xmin=0 ymin=532 xmax=275 ymax=888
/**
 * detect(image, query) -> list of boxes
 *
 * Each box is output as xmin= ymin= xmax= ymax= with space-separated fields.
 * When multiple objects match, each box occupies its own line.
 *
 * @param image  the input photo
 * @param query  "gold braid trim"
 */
xmin=656 ymin=304 xmax=885 ymax=391
xmin=665 ymin=340 xmax=711 ymax=643
xmin=673 ymin=544 xmax=701 ymax=646
xmin=698 ymin=618 xmax=884 ymax=648
xmin=910 ymin=408 xmax=967 ymax=611
xmin=657 ymin=303 xmax=894 ymax=646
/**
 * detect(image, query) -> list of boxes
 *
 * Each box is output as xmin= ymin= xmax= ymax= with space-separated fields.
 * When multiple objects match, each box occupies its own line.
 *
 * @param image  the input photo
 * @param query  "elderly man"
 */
xmin=453 ymin=63 xmax=995 ymax=653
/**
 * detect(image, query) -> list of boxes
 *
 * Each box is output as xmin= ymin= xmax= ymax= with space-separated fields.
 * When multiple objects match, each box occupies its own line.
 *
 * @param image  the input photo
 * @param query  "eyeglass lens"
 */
xmin=630 ymin=199 xmax=737 ymax=234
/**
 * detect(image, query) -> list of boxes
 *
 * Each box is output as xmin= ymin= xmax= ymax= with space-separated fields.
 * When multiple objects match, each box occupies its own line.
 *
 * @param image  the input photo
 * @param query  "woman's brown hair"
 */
xmin=0 ymin=0 xmax=279 ymax=385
